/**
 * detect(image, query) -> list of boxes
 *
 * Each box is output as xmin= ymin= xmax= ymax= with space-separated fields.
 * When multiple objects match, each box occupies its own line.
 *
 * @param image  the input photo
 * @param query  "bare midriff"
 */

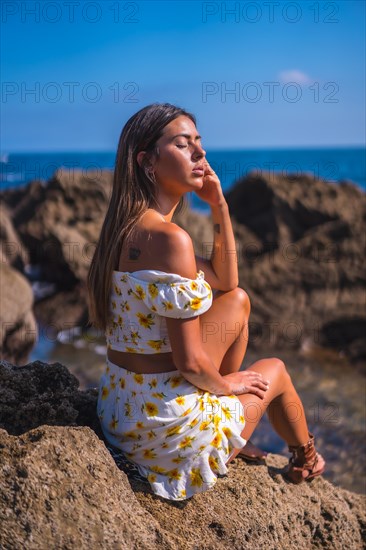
xmin=107 ymin=348 xmax=178 ymax=374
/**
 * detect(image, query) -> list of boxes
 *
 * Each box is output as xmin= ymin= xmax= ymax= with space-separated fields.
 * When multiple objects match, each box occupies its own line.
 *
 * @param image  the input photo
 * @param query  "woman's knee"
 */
xmin=222 ymin=287 xmax=251 ymax=319
xmin=269 ymin=357 xmax=290 ymax=384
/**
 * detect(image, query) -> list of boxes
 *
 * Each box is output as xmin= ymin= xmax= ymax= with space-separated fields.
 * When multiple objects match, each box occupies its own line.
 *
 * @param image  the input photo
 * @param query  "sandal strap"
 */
xmin=288 ymin=432 xmax=319 ymax=471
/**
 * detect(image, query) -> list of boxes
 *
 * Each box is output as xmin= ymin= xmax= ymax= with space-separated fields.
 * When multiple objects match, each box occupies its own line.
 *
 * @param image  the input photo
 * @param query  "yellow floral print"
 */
xmin=124 ymin=402 xmax=132 ymax=417
xmin=188 ymin=418 xmax=199 ymax=429
xmin=130 ymin=330 xmax=141 ymax=345
xmin=117 ymin=315 xmax=124 ymax=327
xmin=179 ymin=435 xmax=196 ymax=450
xmin=171 ymin=454 xmax=185 ymax=464
xmin=190 ymin=468 xmax=204 ymax=487
xmin=136 ymin=312 xmax=155 ymax=329
xmin=213 ymin=414 xmax=221 ymax=430
xmin=211 ymin=432 xmax=223 ymax=448
xmin=114 ymin=284 xmax=122 ymax=296
xmin=190 ymin=297 xmax=203 ymax=310
xmin=166 ymin=425 xmax=182 ymax=437
xmin=101 ymin=386 xmax=109 ymax=400
xmin=148 ymin=283 xmax=159 ymax=299
xmin=108 ymin=415 xmax=118 ymax=430
xmin=145 ymin=402 xmax=159 ymax=416
xmin=143 ymin=449 xmax=157 ymax=460
xmin=199 ymin=421 xmax=210 ymax=431
xmin=120 ymin=300 xmax=130 ymax=312
xmin=107 ymin=270 xmax=213 ymax=353
xmin=181 ymin=407 xmax=193 ymax=417
xmin=148 ymin=379 xmax=158 ymax=389
xmin=119 ymin=378 xmax=125 ymax=389
xmin=134 ymin=285 xmax=146 ymax=300
xmin=222 ymin=427 xmax=232 ymax=438
xmin=168 ymin=468 xmax=182 ymax=483
xmin=221 ymin=405 xmax=233 ymax=421
xmin=147 ymin=473 xmax=157 ymax=483
xmin=147 ymin=339 xmax=166 ymax=351
xmin=169 ymin=376 xmax=183 ymax=388
xmin=110 ymin=374 xmax=116 ymax=390
xmin=151 ymin=391 xmax=166 ymax=400
xmin=136 ymin=421 xmax=144 ymax=429
xmin=150 ymin=465 xmax=167 ymax=474
xmin=133 ymin=373 xmax=144 ymax=385
xmin=209 ymin=456 xmax=219 ymax=470
xmin=122 ymin=430 xmax=139 ymax=440
xmin=175 ymin=396 xmax=186 ymax=406
xmin=125 ymin=347 xmax=138 ymax=353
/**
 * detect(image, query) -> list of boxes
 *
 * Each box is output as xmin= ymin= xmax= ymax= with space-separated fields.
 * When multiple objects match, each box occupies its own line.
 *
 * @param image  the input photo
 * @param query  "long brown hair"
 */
xmin=86 ymin=103 xmax=196 ymax=331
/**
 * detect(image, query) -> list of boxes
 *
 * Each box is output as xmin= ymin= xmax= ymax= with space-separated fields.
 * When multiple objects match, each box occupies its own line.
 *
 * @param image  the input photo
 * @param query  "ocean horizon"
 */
xmin=1 ymin=146 xmax=365 ymax=213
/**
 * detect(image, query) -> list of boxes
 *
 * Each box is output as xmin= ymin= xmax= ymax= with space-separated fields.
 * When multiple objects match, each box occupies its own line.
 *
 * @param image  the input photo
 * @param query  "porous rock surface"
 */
xmin=0 ymin=360 xmax=365 ymax=549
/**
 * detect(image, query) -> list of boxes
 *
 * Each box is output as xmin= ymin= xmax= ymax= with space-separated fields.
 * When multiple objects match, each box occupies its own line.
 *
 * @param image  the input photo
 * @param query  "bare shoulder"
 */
xmin=152 ymin=222 xmax=197 ymax=279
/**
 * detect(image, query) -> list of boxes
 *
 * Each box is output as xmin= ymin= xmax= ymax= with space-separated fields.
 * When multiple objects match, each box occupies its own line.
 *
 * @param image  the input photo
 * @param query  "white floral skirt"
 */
xmin=97 ymin=358 xmax=247 ymax=501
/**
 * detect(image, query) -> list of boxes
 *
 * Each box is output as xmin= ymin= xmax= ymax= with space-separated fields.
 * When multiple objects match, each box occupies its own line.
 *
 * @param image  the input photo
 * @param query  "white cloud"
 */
xmin=278 ymin=70 xmax=312 ymax=85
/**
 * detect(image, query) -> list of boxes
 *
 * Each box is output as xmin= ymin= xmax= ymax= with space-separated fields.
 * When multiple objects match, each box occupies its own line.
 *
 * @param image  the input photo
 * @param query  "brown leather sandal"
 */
xmin=284 ymin=432 xmax=325 ymax=484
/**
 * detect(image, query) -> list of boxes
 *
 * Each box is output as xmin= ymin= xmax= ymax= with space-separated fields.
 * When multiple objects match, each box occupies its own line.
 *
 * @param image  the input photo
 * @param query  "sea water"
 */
xmin=1 ymin=147 xmax=365 ymax=214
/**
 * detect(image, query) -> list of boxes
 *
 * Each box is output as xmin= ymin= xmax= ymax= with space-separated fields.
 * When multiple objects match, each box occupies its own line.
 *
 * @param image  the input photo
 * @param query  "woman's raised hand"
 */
xmin=222 ymin=370 xmax=270 ymax=398
xmin=194 ymin=160 xmax=226 ymax=207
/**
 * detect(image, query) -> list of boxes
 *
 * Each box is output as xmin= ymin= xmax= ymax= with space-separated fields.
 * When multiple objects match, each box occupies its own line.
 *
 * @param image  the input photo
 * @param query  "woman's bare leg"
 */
xmin=200 ymin=287 xmax=266 ymax=458
xmin=199 ymin=287 xmax=250 ymax=374
xmin=226 ymin=357 xmax=325 ymax=475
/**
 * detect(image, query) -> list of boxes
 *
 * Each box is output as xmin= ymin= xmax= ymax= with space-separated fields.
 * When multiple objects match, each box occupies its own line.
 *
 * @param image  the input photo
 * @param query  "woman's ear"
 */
xmin=136 ymin=150 xmax=146 ymax=168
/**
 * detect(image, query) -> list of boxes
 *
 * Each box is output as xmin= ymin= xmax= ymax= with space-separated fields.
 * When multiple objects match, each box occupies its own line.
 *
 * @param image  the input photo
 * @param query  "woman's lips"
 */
xmin=192 ymin=168 xmax=204 ymax=175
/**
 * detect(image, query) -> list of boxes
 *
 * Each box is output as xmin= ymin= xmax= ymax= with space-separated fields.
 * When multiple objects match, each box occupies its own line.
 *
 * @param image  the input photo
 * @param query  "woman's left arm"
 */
xmin=194 ymin=162 xmax=239 ymax=291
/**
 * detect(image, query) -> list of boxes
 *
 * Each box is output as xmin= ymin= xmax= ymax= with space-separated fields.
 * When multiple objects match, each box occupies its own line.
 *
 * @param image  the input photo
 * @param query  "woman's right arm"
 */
xmin=158 ymin=225 xmax=268 ymax=397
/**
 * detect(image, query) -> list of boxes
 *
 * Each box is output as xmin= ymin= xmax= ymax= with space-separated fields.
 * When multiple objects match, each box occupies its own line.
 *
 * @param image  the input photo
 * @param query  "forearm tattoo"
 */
xmin=214 ymin=223 xmax=221 ymax=234
xmin=129 ymin=247 xmax=141 ymax=260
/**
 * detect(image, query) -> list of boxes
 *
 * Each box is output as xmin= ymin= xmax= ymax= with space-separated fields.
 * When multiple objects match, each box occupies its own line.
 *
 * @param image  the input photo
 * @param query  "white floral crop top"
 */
xmin=106 ymin=269 xmax=213 ymax=354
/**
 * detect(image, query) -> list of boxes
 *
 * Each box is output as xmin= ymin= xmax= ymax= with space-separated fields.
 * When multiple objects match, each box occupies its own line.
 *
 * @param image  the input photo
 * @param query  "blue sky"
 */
xmin=1 ymin=0 xmax=365 ymax=151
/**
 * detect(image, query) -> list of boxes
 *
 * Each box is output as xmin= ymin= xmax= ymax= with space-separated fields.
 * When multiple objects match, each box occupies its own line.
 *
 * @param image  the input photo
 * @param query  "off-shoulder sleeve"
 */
xmin=130 ymin=270 xmax=213 ymax=319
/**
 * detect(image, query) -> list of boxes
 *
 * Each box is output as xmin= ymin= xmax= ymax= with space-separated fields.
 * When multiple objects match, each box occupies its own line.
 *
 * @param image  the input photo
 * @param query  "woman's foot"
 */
xmin=237 ymin=440 xmax=268 ymax=463
xmin=284 ymin=433 xmax=326 ymax=484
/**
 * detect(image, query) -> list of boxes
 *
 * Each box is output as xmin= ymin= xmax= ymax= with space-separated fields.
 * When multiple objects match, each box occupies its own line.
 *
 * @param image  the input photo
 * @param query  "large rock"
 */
xmin=0 ymin=264 xmax=37 ymax=365
xmin=0 ymin=201 xmax=29 ymax=270
xmin=0 ymin=426 xmax=173 ymax=549
xmin=1 ymin=169 xmax=113 ymax=287
xmin=1 ymin=169 xmax=365 ymax=365
xmin=225 ymin=170 xmax=365 ymax=253
xmin=0 ymin=360 xmax=365 ymax=549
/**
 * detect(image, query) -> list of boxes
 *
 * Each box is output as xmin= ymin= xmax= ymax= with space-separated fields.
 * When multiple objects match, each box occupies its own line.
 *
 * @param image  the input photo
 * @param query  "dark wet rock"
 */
xmin=0 ymin=359 xmax=99 ymax=436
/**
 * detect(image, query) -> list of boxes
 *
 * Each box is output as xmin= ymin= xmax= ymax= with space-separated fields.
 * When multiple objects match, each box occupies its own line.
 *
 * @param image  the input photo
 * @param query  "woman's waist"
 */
xmin=106 ymin=348 xmax=178 ymax=374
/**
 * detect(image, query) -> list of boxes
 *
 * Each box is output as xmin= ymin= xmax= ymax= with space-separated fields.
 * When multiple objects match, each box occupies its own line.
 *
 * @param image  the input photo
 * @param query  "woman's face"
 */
xmin=150 ymin=115 xmax=207 ymax=193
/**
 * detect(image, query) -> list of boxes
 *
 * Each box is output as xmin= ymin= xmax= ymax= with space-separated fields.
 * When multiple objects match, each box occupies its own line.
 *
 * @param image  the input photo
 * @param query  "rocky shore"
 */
xmin=0 ymin=359 xmax=365 ymax=549
xmin=0 ymin=168 xmax=365 ymax=369
xmin=0 ymin=169 xmax=365 ymax=547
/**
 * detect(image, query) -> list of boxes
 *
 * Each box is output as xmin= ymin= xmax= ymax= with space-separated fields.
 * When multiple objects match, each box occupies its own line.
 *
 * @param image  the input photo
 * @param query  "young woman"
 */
xmin=87 ymin=103 xmax=326 ymax=501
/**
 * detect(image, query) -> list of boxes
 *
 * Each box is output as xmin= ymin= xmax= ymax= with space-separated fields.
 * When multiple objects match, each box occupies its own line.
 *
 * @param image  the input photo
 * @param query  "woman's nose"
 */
xmin=193 ymin=143 xmax=206 ymax=159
